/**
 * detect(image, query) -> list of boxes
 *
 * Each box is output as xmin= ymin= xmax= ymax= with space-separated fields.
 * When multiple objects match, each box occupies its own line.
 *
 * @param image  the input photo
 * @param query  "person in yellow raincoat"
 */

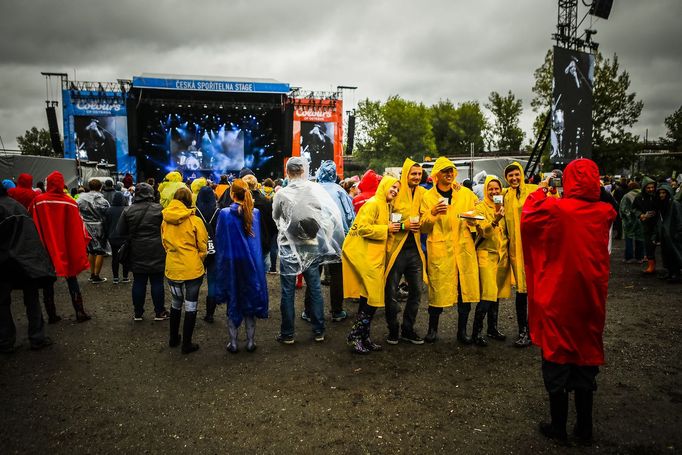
xmin=501 ymin=162 xmax=538 ymax=347
xmin=190 ymin=177 xmax=207 ymax=205
xmin=159 ymin=171 xmax=187 ymax=208
xmin=472 ymin=175 xmax=512 ymax=346
xmin=383 ymin=158 xmax=428 ymax=345
xmin=419 ymin=157 xmax=480 ymax=344
xmin=343 ymin=175 xmax=400 ymax=354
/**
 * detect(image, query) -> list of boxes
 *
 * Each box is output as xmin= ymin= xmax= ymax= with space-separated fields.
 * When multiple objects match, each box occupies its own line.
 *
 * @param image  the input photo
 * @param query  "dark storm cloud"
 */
xmin=0 ymin=0 xmax=680 ymax=150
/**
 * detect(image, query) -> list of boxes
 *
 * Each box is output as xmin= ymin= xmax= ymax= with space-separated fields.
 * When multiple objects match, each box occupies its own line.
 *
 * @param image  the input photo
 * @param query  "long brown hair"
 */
xmin=230 ymin=179 xmax=254 ymax=236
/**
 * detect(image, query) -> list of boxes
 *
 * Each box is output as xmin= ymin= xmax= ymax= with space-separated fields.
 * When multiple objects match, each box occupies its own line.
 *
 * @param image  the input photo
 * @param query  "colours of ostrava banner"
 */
xmin=291 ymin=98 xmax=344 ymax=179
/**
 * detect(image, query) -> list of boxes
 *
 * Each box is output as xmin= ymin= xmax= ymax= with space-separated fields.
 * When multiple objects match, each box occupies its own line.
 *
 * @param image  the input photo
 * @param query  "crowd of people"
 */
xmin=2 ymin=157 xmax=681 ymax=444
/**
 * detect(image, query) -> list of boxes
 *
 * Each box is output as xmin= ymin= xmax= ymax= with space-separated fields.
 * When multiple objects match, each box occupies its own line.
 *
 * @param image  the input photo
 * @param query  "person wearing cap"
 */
xmin=472 ymin=175 xmax=511 ymax=345
xmin=272 ymin=157 xmax=344 ymax=344
xmin=383 ymin=158 xmax=428 ymax=345
xmin=419 ymin=157 xmax=480 ymax=344
xmin=501 ymin=162 xmax=538 ymax=347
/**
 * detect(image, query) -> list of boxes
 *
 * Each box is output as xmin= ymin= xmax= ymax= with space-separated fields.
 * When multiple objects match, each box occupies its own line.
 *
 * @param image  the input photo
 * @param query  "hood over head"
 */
xmin=46 ymin=171 xmax=65 ymax=194
xmin=134 ymin=182 xmax=155 ymax=203
xmin=504 ymin=161 xmax=526 ymax=187
xmin=357 ymin=169 xmax=381 ymax=194
xmin=16 ymin=173 xmax=33 ymax=189
xmin=190 ymin=177 xmax=207 ymax=194
xmin=657 ymin=182 xmax=673 ymax=198
xmin=2 ymin=179 xmax=15 ymax=190
xmin=430 ymin=157 xmax=458 ymax=184
xmin=165 ymin=171 xmax=183 ymax=183
xmin=375 ymin=175 xmax=399 ymax=201
xmin=641 ymin=176 xmax=656 ymax=189
xmin=316 ymin=160 xmax=338 ymax=183
xmin=195 ymin=185 xmax=217 ymax=218
xmin=111 ymin=191 xmax=127 ymax=207
xmin=473 ymin=170 xmax=488 ymax=185
xmin=483 ymin=175 xmax=503 ymax=205
xmin=563 ymin=158 xmax=601 ymax=202
xmin=162 ymin=199 xmax=195 ymax=225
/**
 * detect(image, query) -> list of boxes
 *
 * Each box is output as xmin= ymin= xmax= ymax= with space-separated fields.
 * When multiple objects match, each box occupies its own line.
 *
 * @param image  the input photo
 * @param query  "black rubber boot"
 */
xmin=70 ymin=291 xmax=91 ymax=322
xmin=472 ymin=302 xmax=489 ymax=347
xmin=44 ymin=292 xmax=61 ymax=324
xmin=204 ymin=297 xmax=216 ymax=323
xmin=425 ymin=307 xmax=441 ymax=343
xmin=456 ymin=303 xmax=473 ymax=345
xmin=539 ymin=391 xmax=568 ymax=442
xmin=347 ymin=312 xmax=370 ymax=354
xmin=574 ymin=389 xmax=594 ymax=444
xmin=181 ymin=311 xmax=199 ymax=354
xmin=169 ymin=307 xmax=182 ymax=347
xmin=486 ymin=300 xmax=506 ymax=340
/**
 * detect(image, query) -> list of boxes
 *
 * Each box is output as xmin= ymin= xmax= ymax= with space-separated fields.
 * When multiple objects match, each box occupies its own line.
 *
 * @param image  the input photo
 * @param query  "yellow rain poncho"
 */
xmin=342 ymin=175 xmax=399 ymax=307
xmin=190 ymin=177 xmax=208 ymax=204
xmin=159 ymin=171 xmax=187 ymax=208
xmin=420 ymin=157 xmax=480 ymax=306
xmin=384 ymin=158 xmax=427 ymax=282
xmin=502 ymin=162 xmax=538 ymax=293
xmin=474 ymin=175 xmax=511 ymax=301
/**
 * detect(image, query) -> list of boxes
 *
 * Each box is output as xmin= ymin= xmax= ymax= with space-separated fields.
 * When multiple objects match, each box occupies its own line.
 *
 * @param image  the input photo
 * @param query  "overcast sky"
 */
xmin=0 ymin=0 xmax=680 ymax=150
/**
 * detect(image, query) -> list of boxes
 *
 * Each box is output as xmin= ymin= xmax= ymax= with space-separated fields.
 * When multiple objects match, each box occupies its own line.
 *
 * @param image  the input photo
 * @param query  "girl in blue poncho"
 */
xmin=215 ymin=179 xmax=269 ymax=353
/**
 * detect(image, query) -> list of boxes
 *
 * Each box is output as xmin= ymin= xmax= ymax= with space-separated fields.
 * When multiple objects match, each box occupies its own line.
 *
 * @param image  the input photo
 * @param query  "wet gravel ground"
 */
xmin=1 ymin=239 xmax=680 ymax=454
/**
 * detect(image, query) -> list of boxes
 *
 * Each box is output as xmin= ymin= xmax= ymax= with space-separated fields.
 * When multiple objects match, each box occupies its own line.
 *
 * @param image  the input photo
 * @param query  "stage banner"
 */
xmin=291 ymin=98 xmax=344 ymax=178
xmin=550 ymin=46 xmax=595 ymax=165
xmin=62 ymin=89 xmax=136 ymax=179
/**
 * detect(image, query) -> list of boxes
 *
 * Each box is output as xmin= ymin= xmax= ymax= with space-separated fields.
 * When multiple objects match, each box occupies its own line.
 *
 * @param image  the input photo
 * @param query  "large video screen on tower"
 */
xmin=550 ymin=46 xmax=595 ymax=164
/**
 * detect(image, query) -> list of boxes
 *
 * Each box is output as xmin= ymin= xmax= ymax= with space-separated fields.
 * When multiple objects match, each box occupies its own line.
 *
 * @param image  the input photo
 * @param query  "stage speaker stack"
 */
xmin=126 ymin=95 xmax=139 ymax=156
xmin=590 ymin=0 xmax=613 ymax=20
xmin=45 ymin=106 xmax=64 ymax=156
xmin=346 ymin=114 xmax=356 ymax=155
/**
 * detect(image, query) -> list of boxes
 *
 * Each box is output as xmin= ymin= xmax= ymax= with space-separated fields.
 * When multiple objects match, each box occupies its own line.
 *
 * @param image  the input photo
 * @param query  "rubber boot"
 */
xmin=245 ymin=316 xmax=257 ymax=352
xmin=181 ymin=311 xmax=199 ymax=354
xmin=486 ymin=300 xmax=506 ymax=340
xmin=204 ymin=297 xmax=216 ymax=323
xmin=44 ymin=292 xmax=61 ymax=324
xmin=574 ymin=389 xmax=594 ymax=444
xmin=539 ymin=391 xmax=568 ymax=441
xmin=361 ymin=313 xmax=381 ymax=352
xmin=227 ymin=318 xmax=239 ymax=353
xmin=456 ymin=303 xmax=473 ymax=345
xmin=347 ymin=312 xmax=370 ymax=354
xmin=168 ymin=307 xmax=182 ymax=347
xmin=643 ymin=259 xmax=656 ymax=274
xmin=424 ymin=307 xmax=441 ymax=343
xmin=471 ymin=304 xmax=488 ymax=347
xmin=71 ymin=291 xmax=91 ymax=322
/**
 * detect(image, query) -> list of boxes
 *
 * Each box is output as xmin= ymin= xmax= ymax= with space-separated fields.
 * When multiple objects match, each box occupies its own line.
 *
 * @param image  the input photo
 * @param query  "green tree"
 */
xmin=530 ymin=50 xmax=644 ymax=172
xmin=430 ymin=100 xmax=487 ymax=155
xmin=663 ymin=105 xmax=682 ymax=152
xmin=16 ymin=127 xmax=56 ymax=157
xmin=355 ymin=96 xmax=436 ymax=170
xmin=486 ymin=90 xmax=524 ymax=151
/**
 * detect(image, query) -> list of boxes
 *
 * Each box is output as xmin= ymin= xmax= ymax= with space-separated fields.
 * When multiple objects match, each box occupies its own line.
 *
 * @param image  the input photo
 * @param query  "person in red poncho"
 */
xmin=29 ymin=171 xmax=92 ymax=322
xmin=352 ymin=169 xmax=381 ymax=214
xmin=520 ymin=158 xmax=616 ymax=444
xmin=7 ymin=173 xmax=38 ymax=209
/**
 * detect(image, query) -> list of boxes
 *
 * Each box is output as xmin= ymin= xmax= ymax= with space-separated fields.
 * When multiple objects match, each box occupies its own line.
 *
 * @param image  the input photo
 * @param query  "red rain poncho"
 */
xmin=521 ymin=159 xmax=616 ymax=365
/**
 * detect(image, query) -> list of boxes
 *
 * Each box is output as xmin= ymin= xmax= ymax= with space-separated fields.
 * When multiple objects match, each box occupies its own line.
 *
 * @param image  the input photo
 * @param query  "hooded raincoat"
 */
xmin=656 ymin=183 xmax=682 ymax=272
xmin=474 ymin=175 xmax=511 ymax=301
xmin=29 ymin=171 xmax=90 ymax=277
xmin=215 ymin=203 xmax=269 ymax=327
xmin=521 ymin=159 xmax=616 ymax=365
xmin=272 ymin=158 xmax=345 ymax=275
xmin=619 ymin=188 xmax=644 ymax=241
xmin=420 ymin=157 xmax=480 ymax=306
xmin=161 ymin=200 xmax=209 ymax=281
xmin=7 ymin=173 xmax=37 ymax=209
xmin=316 ymin=160 xmax=355 ymax=234
xmin=78 ymin=188 xmax=110 ymax=255
xmin=159 ymin=171 xmax=187 ymax=208
xmin=384 ymin=158 xmax=427 ymax=282
xmin=190 ymin=177 xmax=208 ymax=205
xmin=342 ymin=176 xmax=398 ymax=307
xmin=502 ymin=162 xmax=538 ymax=293
xmin=352 ymin=169 xmax=381 ymax=214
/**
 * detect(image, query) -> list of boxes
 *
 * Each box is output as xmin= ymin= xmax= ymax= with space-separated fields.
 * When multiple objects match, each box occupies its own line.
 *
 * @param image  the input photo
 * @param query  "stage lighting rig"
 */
xmin=552 ymin=0 xmax=611 ymax=52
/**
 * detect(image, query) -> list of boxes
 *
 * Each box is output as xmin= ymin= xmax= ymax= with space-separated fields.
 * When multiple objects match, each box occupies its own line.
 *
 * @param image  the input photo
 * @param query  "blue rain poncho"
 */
xmin=215 ymin=203 xmax=269 ymax=327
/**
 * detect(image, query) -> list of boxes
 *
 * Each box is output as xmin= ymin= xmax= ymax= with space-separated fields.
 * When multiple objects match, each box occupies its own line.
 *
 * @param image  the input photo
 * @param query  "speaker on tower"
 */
xmin=590 ymin=0 xmax=613 ymax=20
xmin=346 ymin=114 xmax=356 ymax=155
xmin=45 ymin=106 xmax=64 ymax=157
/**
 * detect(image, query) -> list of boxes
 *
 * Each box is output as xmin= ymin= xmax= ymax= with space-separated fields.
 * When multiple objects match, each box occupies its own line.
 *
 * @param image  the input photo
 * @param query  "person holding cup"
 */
xmin=343 ymin=176 xmax=401 ymax=354
xmin=472 ymin=175 xmax=512 ymax=346
xmin=419 ymin=157 xmax=480 ymax=344
xmin=384 ymin=158 xmax=429 ymax=345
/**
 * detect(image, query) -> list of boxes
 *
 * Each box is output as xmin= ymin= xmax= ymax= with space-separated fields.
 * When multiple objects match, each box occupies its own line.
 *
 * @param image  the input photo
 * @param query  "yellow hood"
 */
xmin=191 ymin=177 xmax=207 ymax=194
xmin=431 ymin=157 xmax=458 ymax=185
xmin=503 ymin=161 xmax=525 ymax=190
xmin=483 ymin=175 xmax=503 ymax=206
xmin=373 ymin=175 xmax=399 ymax=203
xmin=165 ymin=171 xmax=183 ymax=183
xmin=162 ymin=199 xmax=195 ymax=225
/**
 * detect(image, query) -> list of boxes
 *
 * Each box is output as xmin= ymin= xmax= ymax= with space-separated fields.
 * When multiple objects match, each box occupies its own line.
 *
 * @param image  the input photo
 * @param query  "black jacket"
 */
xmin=116 ymin=200 xmax=166 ymax=274
xmin=0 ymin=195 xmax=56 ymax=288
xmin=252 ymin=190 xmax=276 ymax=252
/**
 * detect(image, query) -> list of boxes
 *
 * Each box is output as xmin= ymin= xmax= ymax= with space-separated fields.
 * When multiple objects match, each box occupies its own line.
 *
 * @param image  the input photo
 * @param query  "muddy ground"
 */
xmin=1 ymin=239 xmax=680 ymax=454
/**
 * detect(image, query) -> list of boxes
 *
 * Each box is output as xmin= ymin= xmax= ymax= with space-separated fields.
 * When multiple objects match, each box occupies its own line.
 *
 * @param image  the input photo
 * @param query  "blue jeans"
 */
xmin=624 ymin=237 xmax=644 ymax=261
xmin=280 ymin=264 xmax=324 ymax=337
xmin=132 ymin=272 xmax=165 ymax=317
